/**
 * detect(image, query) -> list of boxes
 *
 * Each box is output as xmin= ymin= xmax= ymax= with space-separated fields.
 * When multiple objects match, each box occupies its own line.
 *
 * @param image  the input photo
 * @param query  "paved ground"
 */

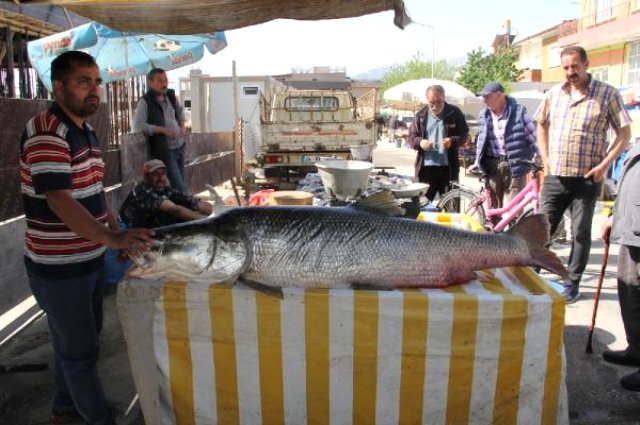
xmin=1 ymin=141 xmax=639 ymax=424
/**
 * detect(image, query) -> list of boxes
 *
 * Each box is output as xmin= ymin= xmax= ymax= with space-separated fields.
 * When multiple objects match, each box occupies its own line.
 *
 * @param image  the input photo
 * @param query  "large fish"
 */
xmin=128 ymin=191 xmax=567 ymax=288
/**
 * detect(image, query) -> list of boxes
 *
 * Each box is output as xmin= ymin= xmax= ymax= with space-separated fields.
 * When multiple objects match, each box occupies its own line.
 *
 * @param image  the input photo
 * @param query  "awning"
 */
xmin=7 ymin=0 xmax=409 ymax=34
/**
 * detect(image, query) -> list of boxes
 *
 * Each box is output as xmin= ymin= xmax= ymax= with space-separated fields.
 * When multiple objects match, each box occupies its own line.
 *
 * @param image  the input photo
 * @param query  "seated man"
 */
xmin=119 ymin=159 xmax=213 ymax=228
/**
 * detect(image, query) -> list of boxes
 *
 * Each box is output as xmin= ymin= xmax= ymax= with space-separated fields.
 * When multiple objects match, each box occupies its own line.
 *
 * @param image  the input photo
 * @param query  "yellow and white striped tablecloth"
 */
xmin=118 ymin=266 xmax=567 ymax=425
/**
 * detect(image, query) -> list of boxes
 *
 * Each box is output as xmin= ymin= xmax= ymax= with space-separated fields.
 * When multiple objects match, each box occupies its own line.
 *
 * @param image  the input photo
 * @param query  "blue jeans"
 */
xmin=166 ymin=143 xmax=186 ymax=194
xmin=540 ymin=175 xmax=601 ymax=286
xmin=26 ymin=266 xmax=113 ymax=424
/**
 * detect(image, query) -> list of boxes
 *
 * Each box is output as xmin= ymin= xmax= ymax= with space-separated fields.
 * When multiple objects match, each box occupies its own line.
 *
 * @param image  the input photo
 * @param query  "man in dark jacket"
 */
xmin=475 ymin=82 xmax=538 ymax=207
xmin=408 ymin=85 xmax=469 ymax=202
xmin=601 ymin=141 xmax=640 ymax=391
xmin=134 ymin=68 xmax=187 ymax=193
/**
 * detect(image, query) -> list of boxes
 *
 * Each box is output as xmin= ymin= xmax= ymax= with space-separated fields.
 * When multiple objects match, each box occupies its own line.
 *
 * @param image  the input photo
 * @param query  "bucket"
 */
xmin=349 ymin=144 xmax=374 ymax=161
xmin=316 ymin=159 xmax=373 ymax=200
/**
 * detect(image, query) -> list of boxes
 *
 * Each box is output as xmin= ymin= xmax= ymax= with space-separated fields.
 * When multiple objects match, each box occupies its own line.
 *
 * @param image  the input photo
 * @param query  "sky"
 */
xmin=168 ymin=0 xmax=579 ymax=84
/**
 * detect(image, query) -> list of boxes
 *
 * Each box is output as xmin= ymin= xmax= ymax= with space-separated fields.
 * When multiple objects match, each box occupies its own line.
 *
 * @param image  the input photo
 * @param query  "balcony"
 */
xmin=560 ymin=1 xmax=640 ymax=48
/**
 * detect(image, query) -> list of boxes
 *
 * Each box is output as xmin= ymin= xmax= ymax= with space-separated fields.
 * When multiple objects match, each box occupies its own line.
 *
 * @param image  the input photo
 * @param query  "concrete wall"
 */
xmin=0 ymin=98 xmax=236 ymax=322
xmin=0 ymin=218 xmax=28 ymax=318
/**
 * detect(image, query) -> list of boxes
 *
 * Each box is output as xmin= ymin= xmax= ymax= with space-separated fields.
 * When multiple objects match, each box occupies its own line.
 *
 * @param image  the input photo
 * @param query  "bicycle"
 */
xmin=436 ymin=160 xmax=544 ymax=232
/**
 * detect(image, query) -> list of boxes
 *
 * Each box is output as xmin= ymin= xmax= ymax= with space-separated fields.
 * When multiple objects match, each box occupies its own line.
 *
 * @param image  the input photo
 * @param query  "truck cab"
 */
xmin=258 ymin=89 xmax=376 ymax=178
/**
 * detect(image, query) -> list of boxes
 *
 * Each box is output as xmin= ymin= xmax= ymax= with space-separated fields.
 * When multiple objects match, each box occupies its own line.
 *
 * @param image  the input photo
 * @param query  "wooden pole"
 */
xmin=232 ymin=60 xmax=241 ymax=182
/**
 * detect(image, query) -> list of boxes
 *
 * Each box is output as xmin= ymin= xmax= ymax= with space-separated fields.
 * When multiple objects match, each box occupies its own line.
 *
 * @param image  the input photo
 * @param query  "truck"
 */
xmin=256 ymin=89 xmax=377 ymax=178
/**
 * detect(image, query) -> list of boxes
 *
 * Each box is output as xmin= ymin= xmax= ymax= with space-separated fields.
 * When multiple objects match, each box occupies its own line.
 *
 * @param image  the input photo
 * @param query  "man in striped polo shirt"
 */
xmin=20 ymin=51 xmax=154 ymax=424
xmin=535 ymin=46 xmax=632 ymax=304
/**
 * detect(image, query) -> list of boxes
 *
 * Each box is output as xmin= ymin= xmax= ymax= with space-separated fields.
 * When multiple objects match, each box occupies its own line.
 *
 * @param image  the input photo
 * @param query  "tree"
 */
xmin=456 ymin=46 xmax=525 ymax=94
xmin=380 ymin=52 xmax=455 ymax=93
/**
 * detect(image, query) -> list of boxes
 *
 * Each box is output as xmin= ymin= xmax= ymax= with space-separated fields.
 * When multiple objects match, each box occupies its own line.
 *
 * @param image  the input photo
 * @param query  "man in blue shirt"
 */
xmin=408 ymin=85 xmax=469 ymax=202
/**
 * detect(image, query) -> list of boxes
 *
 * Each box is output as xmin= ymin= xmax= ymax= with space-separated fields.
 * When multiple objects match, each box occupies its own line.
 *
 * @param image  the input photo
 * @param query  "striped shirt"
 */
xmin=534 ymin=76 xmax=632 ymax=176
xmin=20 ymin=103 xmax=108 ymax=278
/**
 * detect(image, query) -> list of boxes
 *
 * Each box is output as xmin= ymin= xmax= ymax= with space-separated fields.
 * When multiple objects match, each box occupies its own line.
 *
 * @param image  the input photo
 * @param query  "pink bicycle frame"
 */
xmin=478 ymin=177 xmax=540 ymax=232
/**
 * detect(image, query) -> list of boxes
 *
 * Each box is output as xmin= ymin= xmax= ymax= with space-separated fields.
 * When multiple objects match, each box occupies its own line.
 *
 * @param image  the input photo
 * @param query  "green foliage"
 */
xmin=457 ymin=46 xmax=525 ymax=94
xmin=380 ymin=52 xmax=455 ymax=93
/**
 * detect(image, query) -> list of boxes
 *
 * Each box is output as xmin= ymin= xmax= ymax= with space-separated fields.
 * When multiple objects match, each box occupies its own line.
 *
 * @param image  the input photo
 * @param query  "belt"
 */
xmin=487 ymin=155 xmax=507 ymax=161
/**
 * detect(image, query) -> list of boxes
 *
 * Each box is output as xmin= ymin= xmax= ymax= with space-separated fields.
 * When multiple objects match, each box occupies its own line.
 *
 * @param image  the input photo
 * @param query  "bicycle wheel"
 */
xmin=437 ymin=189 xmax=487 ymax=226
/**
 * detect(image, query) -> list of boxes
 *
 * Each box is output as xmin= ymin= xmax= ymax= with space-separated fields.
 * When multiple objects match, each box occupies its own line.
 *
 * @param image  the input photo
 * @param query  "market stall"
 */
xmin=118 ymin=254 xmax=568 ymax=424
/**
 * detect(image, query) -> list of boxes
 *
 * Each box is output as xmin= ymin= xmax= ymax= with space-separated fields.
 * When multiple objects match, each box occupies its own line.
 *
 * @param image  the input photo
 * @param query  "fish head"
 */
xmin=127 ymin=230 xmax=247 ymax=283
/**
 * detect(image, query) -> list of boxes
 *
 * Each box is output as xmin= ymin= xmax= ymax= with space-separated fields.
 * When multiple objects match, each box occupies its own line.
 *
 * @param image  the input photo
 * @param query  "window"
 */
xmin=595 ymin=0 xmax=613 ymax=23
xmin=284 ymin=96 xmax=339 ymax=112
xmin=591 ymin=68 xmax=609 ymax=82
xmin=628 ymin=41 xmax=640 ymax=85
xmin=242 ymin=86 xmax=259 ymax=97
xmin=549 ymin=45 xmax=562 ymax=68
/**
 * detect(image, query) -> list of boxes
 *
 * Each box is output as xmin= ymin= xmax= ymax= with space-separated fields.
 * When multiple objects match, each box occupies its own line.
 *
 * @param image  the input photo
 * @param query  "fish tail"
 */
xmin=507 ymin=214 xmax=568 ymax=278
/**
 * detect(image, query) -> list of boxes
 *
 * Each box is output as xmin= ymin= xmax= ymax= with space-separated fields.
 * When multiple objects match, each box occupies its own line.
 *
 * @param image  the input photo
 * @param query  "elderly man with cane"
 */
xmin=599 ymin=140 xmax=640 ymax=392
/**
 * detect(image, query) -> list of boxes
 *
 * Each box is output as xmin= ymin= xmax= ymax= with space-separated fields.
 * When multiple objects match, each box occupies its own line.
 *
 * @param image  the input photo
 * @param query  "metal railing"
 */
xmin=578 ymin=0 xmax=640 ymax=30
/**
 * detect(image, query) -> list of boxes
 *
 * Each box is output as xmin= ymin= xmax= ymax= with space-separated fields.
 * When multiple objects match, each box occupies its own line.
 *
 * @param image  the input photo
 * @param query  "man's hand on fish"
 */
xmin=108 ymin=227 xmax=154 ymax=254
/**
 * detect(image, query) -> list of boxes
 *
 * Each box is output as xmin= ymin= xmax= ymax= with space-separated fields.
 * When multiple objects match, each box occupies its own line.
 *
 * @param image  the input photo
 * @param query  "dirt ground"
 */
xmin=0 ymin=289 xmax=144 ymax=425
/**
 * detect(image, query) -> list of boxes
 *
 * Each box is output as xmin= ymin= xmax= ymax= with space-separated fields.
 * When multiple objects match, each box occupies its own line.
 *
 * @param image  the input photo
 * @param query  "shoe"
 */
xmin=620 ymin=369 xmax=640 ymax=391
xmin=562 ymin=284 xmax=580 ymax=304
xmin=603 ymin=349 xmax=640 ymax=367
xmin=50 ymin=407 xmax=83 ymax=424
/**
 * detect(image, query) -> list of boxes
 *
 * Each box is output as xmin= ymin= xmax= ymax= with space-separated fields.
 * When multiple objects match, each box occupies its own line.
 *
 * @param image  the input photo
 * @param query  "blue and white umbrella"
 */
xmin=28 ymin=21 xmax=227 ymax=91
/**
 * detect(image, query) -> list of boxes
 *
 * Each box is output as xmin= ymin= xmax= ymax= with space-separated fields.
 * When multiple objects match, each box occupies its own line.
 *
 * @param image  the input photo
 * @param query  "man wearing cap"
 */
xmin=475 ymin=81 xmax=538 ymax=208
xmin=134 ymin=68 xmax=187 ymax=194
xmin=119 ymin=159 xmax=212 ymax=229
xmin=535 ymin=46 xmax=632 ymax=303
xmin=408 ymin=84 xmax=469 ymax=202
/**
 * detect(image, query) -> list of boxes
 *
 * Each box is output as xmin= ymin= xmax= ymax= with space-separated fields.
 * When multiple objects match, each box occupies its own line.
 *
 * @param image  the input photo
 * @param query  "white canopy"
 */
xmin=383 ymin=79 xmax=476 ymax=106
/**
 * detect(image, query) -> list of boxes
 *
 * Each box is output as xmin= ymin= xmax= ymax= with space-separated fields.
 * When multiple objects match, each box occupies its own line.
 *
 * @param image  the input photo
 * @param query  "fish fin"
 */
xmin=205 ymin=184 xmax=226 ymax=206
xmin=447 ymin=270 xmax=477 ymax=285
xmin=351 ymin=190 xmax=405 ymax=217
xmin=507 ymin=214 xmax=568 ymax=278
xmin=350 ymin=282 xmax=395 ymax=291
xmin=529 ymin=248 xmax=569 ymax=279
xmin=506 ymin=213 xmax=550 ymax=246
xmin=238 ymin=278 xmax=284 ymax=299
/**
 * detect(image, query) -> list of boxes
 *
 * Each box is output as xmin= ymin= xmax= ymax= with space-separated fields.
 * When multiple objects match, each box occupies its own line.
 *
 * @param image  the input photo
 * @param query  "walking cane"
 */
xmin=585 ymin=233 xmax=611 ymax=354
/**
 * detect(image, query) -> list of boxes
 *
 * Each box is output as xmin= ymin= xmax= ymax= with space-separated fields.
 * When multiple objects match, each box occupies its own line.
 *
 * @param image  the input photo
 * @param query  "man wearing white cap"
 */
xmin=119 ymin=159 xmax=212 ymax=228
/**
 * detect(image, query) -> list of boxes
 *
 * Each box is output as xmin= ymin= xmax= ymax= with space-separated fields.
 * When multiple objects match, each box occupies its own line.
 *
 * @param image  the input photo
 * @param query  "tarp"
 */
xmin=118 ymin=211 xmax=569 ymax=425
xmin=10 ymin=0 xmax=409 ymax=34
xmin=384 ymin=79 xmax=477 ymax=107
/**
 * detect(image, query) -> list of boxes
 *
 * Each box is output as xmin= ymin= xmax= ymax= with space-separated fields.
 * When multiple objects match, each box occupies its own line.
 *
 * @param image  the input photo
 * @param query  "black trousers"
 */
xmin=418 ymin=166 xmax=450 ymax=202
xmin=618 ymin=244 xmax=640 ymax=358
xmin=540 ymin=175 xmax=601 ymax=286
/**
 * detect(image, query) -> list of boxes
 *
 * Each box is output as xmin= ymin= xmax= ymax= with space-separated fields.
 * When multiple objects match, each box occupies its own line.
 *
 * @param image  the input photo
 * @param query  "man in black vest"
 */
xmin=134 ymin=68 xmax=187 ymax=193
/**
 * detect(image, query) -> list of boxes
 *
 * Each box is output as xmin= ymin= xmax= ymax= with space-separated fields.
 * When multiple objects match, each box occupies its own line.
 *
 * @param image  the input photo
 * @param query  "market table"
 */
xmin=117 ymin=214 xmax=568 ymax=425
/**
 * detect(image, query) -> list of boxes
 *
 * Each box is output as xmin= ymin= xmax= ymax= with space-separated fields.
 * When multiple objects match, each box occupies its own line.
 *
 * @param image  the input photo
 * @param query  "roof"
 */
xmin=0 ymin=3 xmax=89 ymax=35
xmin=6 ymin=0 xmax=408 ymax=34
